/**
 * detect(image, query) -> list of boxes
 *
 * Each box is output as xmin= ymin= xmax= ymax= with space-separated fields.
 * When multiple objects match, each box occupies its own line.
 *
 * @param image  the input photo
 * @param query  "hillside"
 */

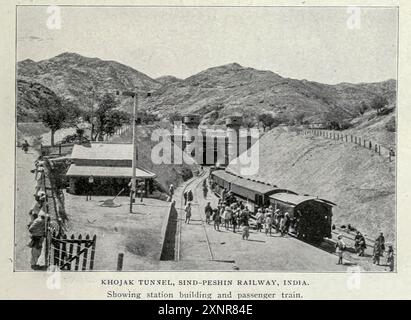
xmin=17 ymin=53 xmax=396 ymax=126
xmin=18 ymin=52 xmax=162 ymax=113
xmin=226 ymin=124 xmax=396 ymax=242
xmin=17 ymin=79 xmax=62 ymax=122
xmin=109 ymin=124 xmax=196 ymax=191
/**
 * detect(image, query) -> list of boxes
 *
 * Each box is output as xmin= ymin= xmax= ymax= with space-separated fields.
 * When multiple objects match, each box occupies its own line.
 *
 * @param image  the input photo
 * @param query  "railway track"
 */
xmin=175 ymin=168 xmax=214 ymax=262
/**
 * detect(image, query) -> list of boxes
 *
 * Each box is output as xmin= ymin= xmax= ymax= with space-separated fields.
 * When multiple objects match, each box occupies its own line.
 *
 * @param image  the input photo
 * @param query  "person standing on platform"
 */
xmin=183 ymin=190 xmax=188 ymax=205
xmin=255 ymin=209 xmax=264 ymax=232
xmin=28 ymin=210 xmax=46 ymax=270
xmin=188 ymin=190 xmax=194 ymax=203
xmin=375 ymin=232 xmax=386 ymax=257
xmin=168 ymin=184 xmax=174 ymax=200
xmin=335 ymin=235 xmax=346 ymax=265
xmin=204 ymin=202 xmax=213 ymax=224
xmin=231 ymin=207 xmax=239 ymax=233
xmin=203 ymin=183 xmax=208 ymax=199
xmin=386 ymin=245 xmax=394 ymax=272
xmin=184 ymin=202 xmax=192 ymax=224
xmin=241 ymin=214 xmax=250 ymax=240
xmin=22 ymin=140 xmax=29 ymax=153
xmin=212 ymin=209 xmax=221 ymax=231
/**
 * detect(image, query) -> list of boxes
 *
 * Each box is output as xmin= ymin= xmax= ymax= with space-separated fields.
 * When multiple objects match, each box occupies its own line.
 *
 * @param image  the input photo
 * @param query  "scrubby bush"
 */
xmin=385 ymin=116 xmax=396 ymax=132
xmin=370 ymin=95 xmax=389 ymax=115
xmin=181 ymin=166 xmax=194 ymax=181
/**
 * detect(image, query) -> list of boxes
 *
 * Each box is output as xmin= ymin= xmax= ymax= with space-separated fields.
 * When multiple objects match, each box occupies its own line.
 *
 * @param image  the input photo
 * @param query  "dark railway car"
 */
xmin=211 ymin=169 xmax=240 ymax=192
xmin=211 ymin=170 xmax=297 ymax=212
xmin=269 ymin=193 xmax=335 ymax=242
xmin=230 ymin=178 xmax=297 ymax=211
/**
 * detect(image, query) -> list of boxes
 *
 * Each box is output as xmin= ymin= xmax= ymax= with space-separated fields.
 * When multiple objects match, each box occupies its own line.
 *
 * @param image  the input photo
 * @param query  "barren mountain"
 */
xmin=17 ymin=53 xmax=396 ymax=125
xmin=18 ymin=52 xmax=162 ymax=111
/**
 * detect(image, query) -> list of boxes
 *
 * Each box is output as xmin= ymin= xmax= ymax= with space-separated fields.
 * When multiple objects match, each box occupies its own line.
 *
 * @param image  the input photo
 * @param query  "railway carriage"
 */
xmin=269 ymin=193 xmax=335 ymax=242
xmin=211 ymin=170 xmax=296 ymax=211
xmin=211 ymin=169 xmax=336 ymax=242
xmin=211 ymin=169 xmax=240 ymax=192
xmin=230 ymin=178 xmax=297 ymax=211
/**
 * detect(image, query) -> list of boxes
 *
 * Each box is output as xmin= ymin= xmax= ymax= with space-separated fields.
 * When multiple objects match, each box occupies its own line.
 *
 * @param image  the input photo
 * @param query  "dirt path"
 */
xmin=15 ymin=147 xmax=39 ymax=271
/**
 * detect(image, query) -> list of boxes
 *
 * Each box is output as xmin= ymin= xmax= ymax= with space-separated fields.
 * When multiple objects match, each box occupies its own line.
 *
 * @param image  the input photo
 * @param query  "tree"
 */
xmin=258 ymin=113 xmax=283 ymax=130
xmin=294 ymin=112 xmax=306 ymax=125
xmin=37 ymin=97 xmax=70 ymax=146
xmin=358 ymin=101 xmax=368 ymax=116
xmin=370 ymin=96 xmax=388 ymax=115
xmin=168 ymin=111 xmax=182 ymax=124
xmin=93 ymin=94 xmax=129 ymax=140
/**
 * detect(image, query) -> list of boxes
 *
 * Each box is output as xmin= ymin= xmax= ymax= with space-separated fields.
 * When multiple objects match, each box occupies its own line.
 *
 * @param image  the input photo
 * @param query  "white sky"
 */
xmin=17 ymin=6 xmax=398 ymax=84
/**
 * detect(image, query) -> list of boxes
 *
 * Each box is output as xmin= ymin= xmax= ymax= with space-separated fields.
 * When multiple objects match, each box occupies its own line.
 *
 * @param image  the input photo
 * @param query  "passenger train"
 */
xmin=210 ymin=169 xmax=336 ymax=242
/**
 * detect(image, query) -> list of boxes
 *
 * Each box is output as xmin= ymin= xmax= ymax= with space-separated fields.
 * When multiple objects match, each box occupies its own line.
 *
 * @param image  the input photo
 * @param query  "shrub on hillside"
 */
xmin=370 ymin=95 xmax=389 ymax=115
xmin=385 ymin=117 xmax=396 ymax=132
xmin=181 ymin=167 xmax=194 ymax=181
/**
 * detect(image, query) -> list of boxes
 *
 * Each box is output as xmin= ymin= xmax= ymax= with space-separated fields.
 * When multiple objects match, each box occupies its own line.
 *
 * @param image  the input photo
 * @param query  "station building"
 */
xmin=66 ymin=142 xmax=156 ymax=196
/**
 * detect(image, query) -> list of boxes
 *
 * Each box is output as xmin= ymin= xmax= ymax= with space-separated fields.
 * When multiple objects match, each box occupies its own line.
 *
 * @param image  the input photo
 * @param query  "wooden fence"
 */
xmin=300 ymin=129 xmax=395 ymax=161
xmin=50 ymin=233 xmax=97 ymax=271
xmin=104 ymin=124 xmax=132 ymax=141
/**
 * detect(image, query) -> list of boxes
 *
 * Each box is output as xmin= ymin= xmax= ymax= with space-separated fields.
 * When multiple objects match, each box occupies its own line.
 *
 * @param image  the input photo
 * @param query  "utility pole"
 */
xmin=88 ymin=86 xmax=95 ymax=141
xmin=117 ymin=89 xmax=152 ymax=213
xmin=130 ymin=92 xmax=138 ymax=213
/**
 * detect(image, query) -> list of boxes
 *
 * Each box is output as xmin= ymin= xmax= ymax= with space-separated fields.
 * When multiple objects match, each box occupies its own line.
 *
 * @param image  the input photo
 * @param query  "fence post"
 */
xmin=379 ymin=145 xmax=381 ymax=155
xmin=117 ymin=253 xmax=124 ymax=271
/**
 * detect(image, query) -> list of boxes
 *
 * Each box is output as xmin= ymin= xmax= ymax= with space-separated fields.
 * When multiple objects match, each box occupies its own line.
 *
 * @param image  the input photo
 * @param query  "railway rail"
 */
xmin=176 ymin=169 xmax=214 ymax=262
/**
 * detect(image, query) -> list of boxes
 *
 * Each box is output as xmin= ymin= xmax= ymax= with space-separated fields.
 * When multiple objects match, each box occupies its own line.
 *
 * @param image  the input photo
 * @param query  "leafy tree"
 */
xmin=140 ymin=111 xmax=159 ymax=124
xmin=370 ymin=96 xmax=388 ymax=115
xmin=168 ymin=111 xmax=182 ymax=124
xmin=93 ymin=94 xmax=129 ymax=140
xmin=294 ymin=112 xmax=306 ymax=125
xmin=258 ymin=113 xmax=272 ymax=130
xmin=61 ymin=100 xmax=83 ymax=128
xmin=36 ymin=97 xmax=70 ymax=146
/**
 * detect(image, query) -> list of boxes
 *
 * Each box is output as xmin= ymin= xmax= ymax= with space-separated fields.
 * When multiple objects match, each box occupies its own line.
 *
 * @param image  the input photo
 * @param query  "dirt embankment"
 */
xmin=227 ymin=127 xmax=396 ymax=242
xmin=110 ymin=124 xmax=196 ymax=191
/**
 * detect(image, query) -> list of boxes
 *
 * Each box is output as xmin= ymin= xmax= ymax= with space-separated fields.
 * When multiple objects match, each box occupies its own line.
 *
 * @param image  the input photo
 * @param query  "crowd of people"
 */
xmin=27 ymin=156 xmax=48 ymax=270
xmin=202 ymin=188 xmax=294 ymax=241
xmin=174 ymin=178 xmax=395 ymax=272
xmin=335 ymin=231 xmax=394 ymax=271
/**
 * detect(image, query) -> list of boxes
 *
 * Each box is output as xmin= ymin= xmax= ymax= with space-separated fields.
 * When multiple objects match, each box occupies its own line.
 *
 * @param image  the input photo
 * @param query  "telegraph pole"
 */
xmin=117 ymin=88 xmax=151 ymax=213
xmin=130 ymin=92 xmax=138 ymax=213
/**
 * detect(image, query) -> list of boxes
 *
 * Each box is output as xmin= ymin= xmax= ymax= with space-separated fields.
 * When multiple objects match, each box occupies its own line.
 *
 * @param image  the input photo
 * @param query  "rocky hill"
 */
xmin=18 ymin=52 xmax=162 ymax=115
xmin=17 ymin=79 xmax=61 ymax=122
xmin=17 ymin=52 xmax=396 ymax=125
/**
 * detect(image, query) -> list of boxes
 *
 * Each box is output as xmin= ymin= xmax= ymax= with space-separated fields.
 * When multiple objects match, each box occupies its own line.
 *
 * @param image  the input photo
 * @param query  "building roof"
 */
xmin=66 ymin=164 xmax=156 ymax=178
xmin=269 ymin=193 xmax=335 ymax=207
xmin=212 ymin=170 xmax=242 ymax=184
xmin=71 ymin=143 xmax=133 ymax=161
xmin=212 ymin=170 xmax=287 ymax=195
xmin=234 ymin=178 xmax=278 ymax=194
